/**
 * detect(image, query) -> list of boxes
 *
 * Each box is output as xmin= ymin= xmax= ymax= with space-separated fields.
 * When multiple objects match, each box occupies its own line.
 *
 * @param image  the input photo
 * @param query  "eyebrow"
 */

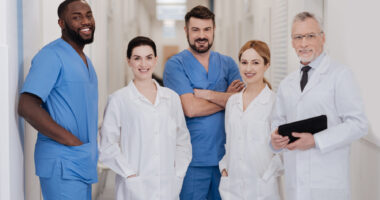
xmin=71 ymin=10 xmax=92 ymax=15
xmin=132 ymin=54 xmax=154 ymax=57
xmin=241 ymin=58 xmax=261 ymax=62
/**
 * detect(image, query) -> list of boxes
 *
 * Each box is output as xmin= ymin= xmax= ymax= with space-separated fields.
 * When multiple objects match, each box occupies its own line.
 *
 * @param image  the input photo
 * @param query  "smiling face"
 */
xmin=239 ymin=48 xmax=269 ymax=85
xmin=185 ymin=17 xmax=214 ymax=54
xmin=291 ymin=18 xmax=325 ymax=65
xmin=128 ymin=45 xmax=157 ymax=81
xmin=59 ymin=0 xmax=95 ymax=46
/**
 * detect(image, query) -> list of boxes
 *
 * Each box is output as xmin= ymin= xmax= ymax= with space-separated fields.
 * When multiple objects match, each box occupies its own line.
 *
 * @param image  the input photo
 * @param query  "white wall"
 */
xmin=0 ymin=0 xmax=25 ymax=199
xmin=324 ymin=0 xmax=380 ymax=199
xmin=0 ymin=0 xmax=11 ymax=198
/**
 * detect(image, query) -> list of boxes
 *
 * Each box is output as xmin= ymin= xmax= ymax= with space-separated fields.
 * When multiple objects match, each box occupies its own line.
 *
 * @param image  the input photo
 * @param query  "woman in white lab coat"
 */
xmin=99 ymin=36 xmax=192 ymax=200
xmin=219 ymin=40 xmax=283 ymax=200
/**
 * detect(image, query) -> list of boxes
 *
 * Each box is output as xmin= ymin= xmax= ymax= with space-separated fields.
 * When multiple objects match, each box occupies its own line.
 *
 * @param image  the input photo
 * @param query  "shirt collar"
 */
xmin=299 ymin=52 xmax=326 ymax=71
xmin=232 ymin=84 xmax=272 ymax=108
xmin=128 ymin=79 xmax=169 ymax=103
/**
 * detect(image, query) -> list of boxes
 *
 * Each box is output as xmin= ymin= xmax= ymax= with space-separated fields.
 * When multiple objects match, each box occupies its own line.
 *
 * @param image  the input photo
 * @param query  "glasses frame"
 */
xmin=291 ymin=31 xmax=324 ymax=42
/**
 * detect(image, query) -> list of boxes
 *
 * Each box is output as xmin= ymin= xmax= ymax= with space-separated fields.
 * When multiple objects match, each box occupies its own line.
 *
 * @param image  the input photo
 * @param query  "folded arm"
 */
xmin=193 ymin=80 xmax=244 ymax=108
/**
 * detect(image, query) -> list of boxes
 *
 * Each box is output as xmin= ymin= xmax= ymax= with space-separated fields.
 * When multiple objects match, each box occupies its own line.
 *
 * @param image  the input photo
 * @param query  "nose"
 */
xmin=199 ymin=30 xmax=206 ymax=38
xmin=140 ymin=58 xmax=148 ymax=67
xmin=300 ymin=37 xmax=309 ymax=47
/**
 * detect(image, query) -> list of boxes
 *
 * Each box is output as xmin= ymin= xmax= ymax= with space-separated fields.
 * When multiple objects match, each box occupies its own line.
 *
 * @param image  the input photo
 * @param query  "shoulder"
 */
xmin=165 ymin=50 xmax=187 ymax=66
xmin=108 ymin=86 xmax=131 ymax=104
xmin=327 ymin=56 xmax=351 ymax=75
xmin=213 ymin=51 xmax=236 ymax=65
xmin=34 ymin=40 xmax=62 ymax=60
xmin=278 ymin=70 xmax=297 ymax=88
xmin=227 ymin=92 xmax=240 ymax=107
xmin=161 ymin=86 xmax=181 ymax=100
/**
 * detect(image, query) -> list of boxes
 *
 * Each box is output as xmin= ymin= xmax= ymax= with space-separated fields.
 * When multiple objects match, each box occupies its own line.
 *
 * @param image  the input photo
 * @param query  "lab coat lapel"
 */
xmin=301 ymin=55 xmax=330 ymax=95
xmin=287 ymin=71 xmax=302 ymax=98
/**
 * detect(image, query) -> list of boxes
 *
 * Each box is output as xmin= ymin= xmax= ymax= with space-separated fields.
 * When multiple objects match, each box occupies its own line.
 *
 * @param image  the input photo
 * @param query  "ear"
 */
xmin=127 ymin=58 xmax=131 ymax=67
xmin=264 ymin=63 xmax=270 ymax=71
xmin=58 ymin=19 xmax=65 ymax=30
xmin=321 ymin=32 xmax=326 ymax=44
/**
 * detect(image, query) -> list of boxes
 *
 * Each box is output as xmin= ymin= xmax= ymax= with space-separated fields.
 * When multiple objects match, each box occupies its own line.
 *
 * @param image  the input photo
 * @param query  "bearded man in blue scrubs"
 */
xmin=163 ymin=5 xmax=244 ymax=200
xmin=18 ymin=0 xmax=98 ymax=199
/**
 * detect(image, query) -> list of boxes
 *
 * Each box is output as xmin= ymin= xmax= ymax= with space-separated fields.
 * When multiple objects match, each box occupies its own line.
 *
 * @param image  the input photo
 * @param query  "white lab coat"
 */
xmin=271 ymin=54 xmax=368 ymax=200
xmin=219 ymin=85 xmax=283 ymax=200
xmin=99 ymin=80 xmax=192 ymax=200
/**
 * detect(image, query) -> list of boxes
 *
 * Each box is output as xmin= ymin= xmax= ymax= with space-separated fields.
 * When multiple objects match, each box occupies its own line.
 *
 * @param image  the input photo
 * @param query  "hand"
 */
xmin=270 ymin=129 xmax=289 ymax=150
xmin=194 ymin=89 xmax=212 ymax=100
xmin=221 ymin=169 xmax=228 ymax=177
xmin=226 ymin=80 xmax=244 ymax=93
xmin=127 ymin=174 xmax=137 ymax=179
xmin=286 ymin=132 xmax=315 ymax=151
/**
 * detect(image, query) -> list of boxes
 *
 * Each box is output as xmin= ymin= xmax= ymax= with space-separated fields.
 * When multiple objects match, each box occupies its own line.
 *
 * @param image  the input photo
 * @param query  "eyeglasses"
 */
xmin=292 ymin=32 xmax=323 ymax=42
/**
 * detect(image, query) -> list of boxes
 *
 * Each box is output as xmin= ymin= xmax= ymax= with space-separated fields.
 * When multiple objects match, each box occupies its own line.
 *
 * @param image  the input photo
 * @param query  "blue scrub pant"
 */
xmin=39 ymin=163 xmax=92 ymax=200
xmin=180 ymin=166 xmax=221 ymax=200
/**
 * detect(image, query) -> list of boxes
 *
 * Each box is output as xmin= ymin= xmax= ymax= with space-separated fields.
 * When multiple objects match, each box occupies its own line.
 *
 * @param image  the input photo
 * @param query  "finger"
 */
xmin=237 ymin=84 xmax=245 ymax=90
xmin=286 ymin=141 xmax=298 ymax=150
xmin=231 ymin=80 xmax=240 ymax=87
xmin=275 ymin=137 xmax=289 ymax=143
xmin=237 ymin=81 xmax=245 ymax=86
xmin=292 ymin=132 xmax=302 ymax=138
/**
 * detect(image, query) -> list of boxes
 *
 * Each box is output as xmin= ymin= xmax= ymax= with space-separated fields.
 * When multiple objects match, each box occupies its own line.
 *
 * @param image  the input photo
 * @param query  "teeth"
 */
xmin=245 ymin=73 xmax=255 ymax=77
xmin=139 ymin=69 xmax=149 ymax=72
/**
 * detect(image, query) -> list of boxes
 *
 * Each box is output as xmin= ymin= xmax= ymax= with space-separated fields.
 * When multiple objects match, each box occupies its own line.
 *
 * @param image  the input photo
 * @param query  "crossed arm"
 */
xmin=18 ymin=93 xmax=82 ymax=146
xmin=181 ymin=80 xmax=244 ymax=118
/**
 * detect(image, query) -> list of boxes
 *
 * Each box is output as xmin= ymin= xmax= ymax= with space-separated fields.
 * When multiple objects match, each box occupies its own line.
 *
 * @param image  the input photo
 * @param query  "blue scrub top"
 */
xmin=163 ymin=49 xmax=241 ymax=166
xmin=21 ymin=38 xmax=98 ymax=184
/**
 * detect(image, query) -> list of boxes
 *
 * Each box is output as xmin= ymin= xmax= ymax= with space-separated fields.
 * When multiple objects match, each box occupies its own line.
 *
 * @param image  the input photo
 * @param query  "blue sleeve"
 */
xmin=163 ymin=58 xmax=194 ymax=96
xmin=227 ymin=57 xmax=242 ymax=85
xmin=20 ymin=48 xmax=62 ymax=102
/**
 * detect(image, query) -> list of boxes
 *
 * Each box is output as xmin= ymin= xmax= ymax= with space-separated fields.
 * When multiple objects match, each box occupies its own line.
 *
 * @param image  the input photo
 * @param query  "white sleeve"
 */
xmin=219 ymin=99 xmax=232 ymax=173
xmin=98 ymin=95 xmax=136 ymax=178
xmin=269 ymin=84 xmax=287 ymax=153
xmin=173 ymin=94 xmax=192 ymax=178
xmin=314 ymin=68 xmax=368 ymax=153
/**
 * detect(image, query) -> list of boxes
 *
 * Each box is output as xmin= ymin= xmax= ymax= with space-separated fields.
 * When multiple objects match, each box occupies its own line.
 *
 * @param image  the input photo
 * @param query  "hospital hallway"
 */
xmin=1 ymin=0 xmax=380 ymax=199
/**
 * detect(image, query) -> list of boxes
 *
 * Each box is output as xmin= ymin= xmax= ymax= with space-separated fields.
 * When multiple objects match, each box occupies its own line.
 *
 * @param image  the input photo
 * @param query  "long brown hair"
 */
xmin=238 ymin=40 xmax=272 ymax=89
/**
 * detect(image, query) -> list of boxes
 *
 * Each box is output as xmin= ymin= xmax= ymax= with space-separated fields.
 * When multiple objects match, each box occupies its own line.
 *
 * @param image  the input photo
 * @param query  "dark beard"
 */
xmin=187 ymin=35 xmax=213 ymax=54
xmin=64 ymin=23 xmax=95 ymax=46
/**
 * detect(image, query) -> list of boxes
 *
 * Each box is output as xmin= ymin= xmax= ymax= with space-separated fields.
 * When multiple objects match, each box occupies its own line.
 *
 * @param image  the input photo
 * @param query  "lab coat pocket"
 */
xmin=125 ymin=176 xmax=146 ymax=200
xmin=257 ymin=177 xmax=281 ymax=200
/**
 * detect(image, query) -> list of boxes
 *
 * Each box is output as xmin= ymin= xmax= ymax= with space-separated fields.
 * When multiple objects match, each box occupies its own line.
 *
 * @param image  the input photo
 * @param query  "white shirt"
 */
xmin=271 ymin=54 xmax=368 ymax=200
xmin=99 ymin=80 xmax=192 ymax=200
xmin=219 ymin=85 xmax=283 ymax=200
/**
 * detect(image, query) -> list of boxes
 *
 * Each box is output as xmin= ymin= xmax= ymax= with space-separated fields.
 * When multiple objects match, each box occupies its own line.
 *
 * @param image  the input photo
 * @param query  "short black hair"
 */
xmin=126 ymin=36 xmax=157 ymax=59
xmin=58 ymin=0 xmax=83 ymax=19
xmin=185 ymin=5 xmax=215 ymax=27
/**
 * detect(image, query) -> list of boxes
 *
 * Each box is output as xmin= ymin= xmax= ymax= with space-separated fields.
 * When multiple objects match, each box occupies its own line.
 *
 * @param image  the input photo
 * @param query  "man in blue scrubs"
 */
xmin=18 ymin=0 xmax=98 ymax=199
xmin=163 ymin=5 xmax=244 ymax=200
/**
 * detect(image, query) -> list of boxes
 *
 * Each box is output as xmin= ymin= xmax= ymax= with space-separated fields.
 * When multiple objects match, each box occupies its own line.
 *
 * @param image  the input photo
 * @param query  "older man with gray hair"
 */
xmin=270 ymin=12 xmax=368 ymax=200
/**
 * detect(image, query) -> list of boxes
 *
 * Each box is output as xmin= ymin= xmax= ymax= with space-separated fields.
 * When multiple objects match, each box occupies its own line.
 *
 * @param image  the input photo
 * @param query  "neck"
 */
xmin=244 ymin=81 xmax=266 ymax=95
xmin=133 ymin=78 xmax=155 ymax=90
xmin=188 ymin=48 xmax=210 ymax=60
xmin=61 ymin=35 xmax=85 ymax=54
